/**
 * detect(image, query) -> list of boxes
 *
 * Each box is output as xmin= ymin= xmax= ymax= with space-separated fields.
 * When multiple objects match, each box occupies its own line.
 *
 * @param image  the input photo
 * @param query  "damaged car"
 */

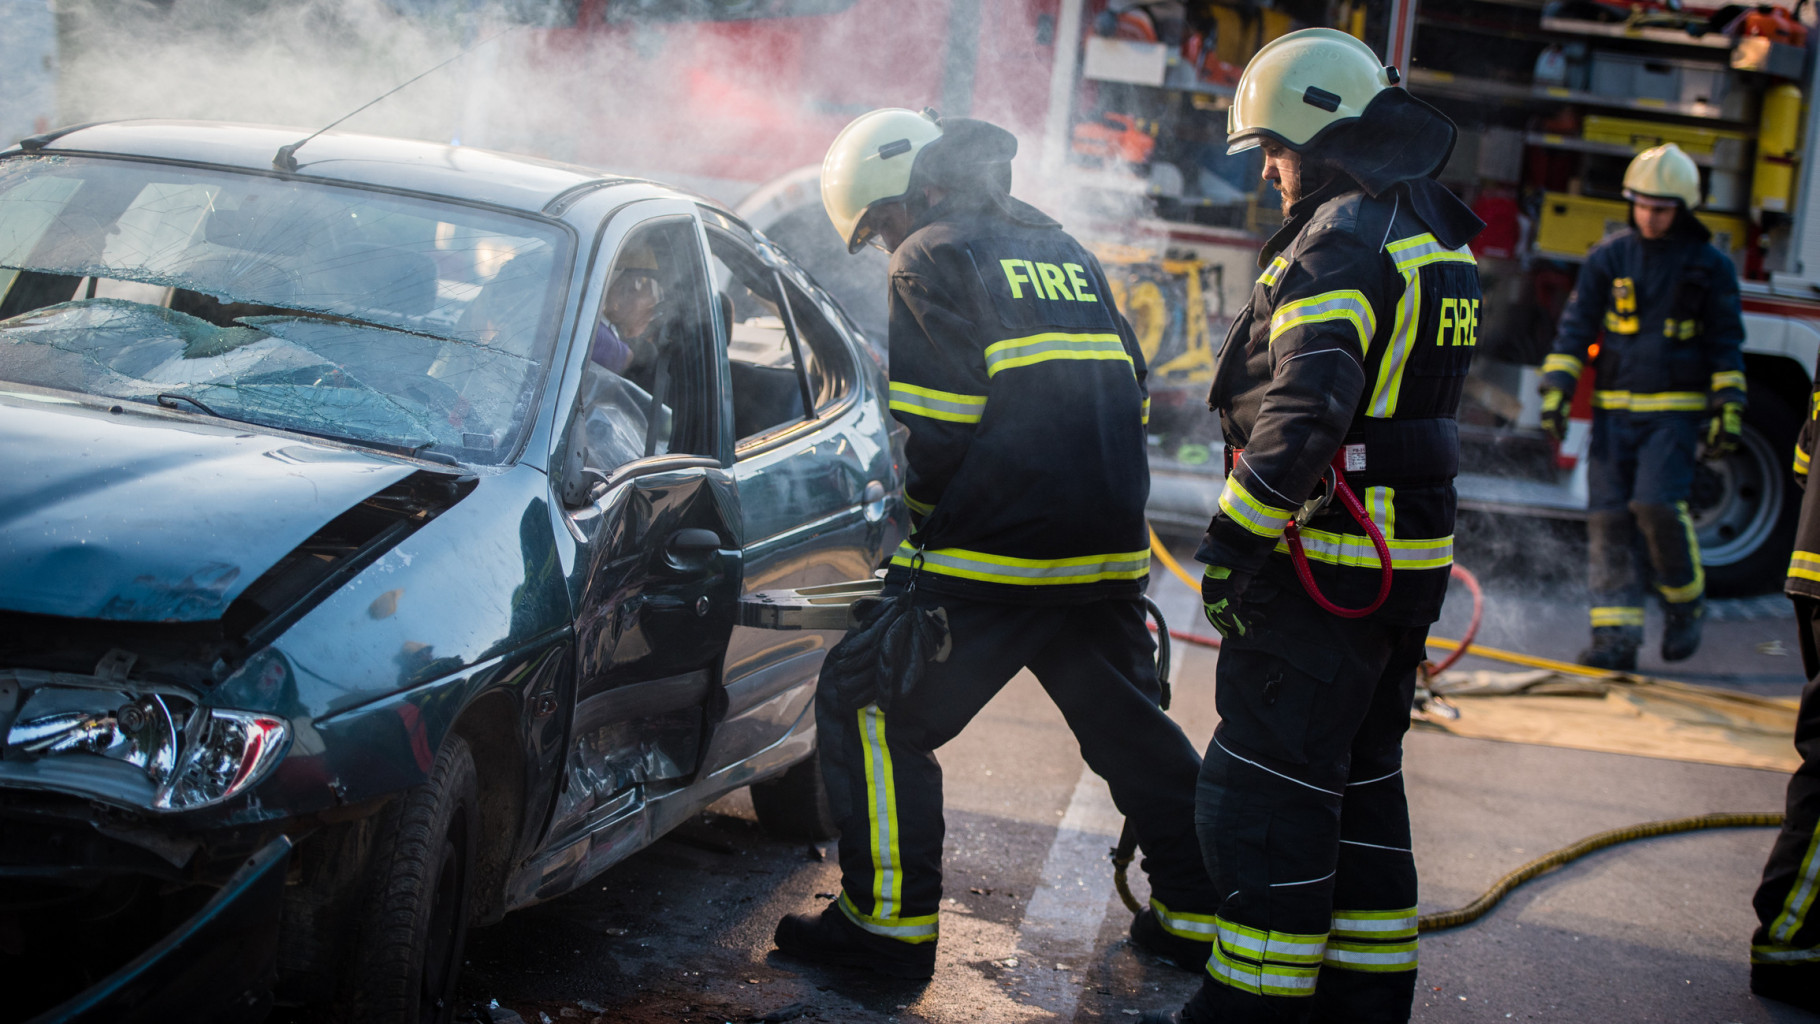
xmin=0 ymin=121 xmax=904 ymax=1023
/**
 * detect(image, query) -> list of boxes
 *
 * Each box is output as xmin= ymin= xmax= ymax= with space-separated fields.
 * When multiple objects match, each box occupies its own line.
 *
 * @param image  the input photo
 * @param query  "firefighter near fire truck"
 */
xmin=1143 ymin=28 xmax=1484 ymax=1024
xmin=772 ymin=107 xmax=1222 ymax=981
xmin=1538 ymin=142 xmax=1748 ymax=673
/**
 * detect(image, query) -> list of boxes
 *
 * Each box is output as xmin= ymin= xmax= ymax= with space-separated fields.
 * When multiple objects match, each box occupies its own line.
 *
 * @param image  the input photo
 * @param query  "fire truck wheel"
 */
xmin=1693 ymin=388 xmax=1800 ymax=596
xmin=750 ymin=750 xmax=839 ymax=842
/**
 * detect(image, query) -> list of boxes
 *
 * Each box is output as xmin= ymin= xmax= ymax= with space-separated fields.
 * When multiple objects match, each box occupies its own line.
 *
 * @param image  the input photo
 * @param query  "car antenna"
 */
xmin=273 ymin=23 xmax=518 ymax=173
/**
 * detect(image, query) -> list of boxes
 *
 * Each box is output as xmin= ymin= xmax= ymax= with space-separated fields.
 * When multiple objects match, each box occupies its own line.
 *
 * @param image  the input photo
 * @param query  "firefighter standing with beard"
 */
xmin=1538 ymin=143 xmax=1746 ymax=671
xmin=772 ymin=109 xmax=1221 ymax=980
xmin=1141 ymin=29 xmax=1483 ymax=1024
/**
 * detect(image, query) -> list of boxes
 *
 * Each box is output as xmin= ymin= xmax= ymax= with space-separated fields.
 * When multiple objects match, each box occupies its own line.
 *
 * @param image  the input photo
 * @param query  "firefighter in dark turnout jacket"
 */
xmin=1748 ymin=368 xmax=1820 ymax=1013
xmin=1539 ymin=143 xmax=1747 ymax=671
xmin=1141 ymin=29 xmax=1482 ymax=1024
xmin=772 ymin=109 xmax=1220 ymax=980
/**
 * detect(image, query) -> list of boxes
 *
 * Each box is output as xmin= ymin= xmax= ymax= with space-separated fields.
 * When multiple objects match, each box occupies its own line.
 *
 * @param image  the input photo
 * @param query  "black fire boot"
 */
xmin=1751 ymin=962 xmax=1820 ymax=1013
xmin=1661 ymin=602 xmax=1705 ymax=662
xmin=773 ymin=904 xmax=936 ymax=980
xmin=1129 ymin=907 xmax=1213 ymax=974
xmin=1578 ymin=628 xmax=1639 ymax=672
xmin=1132 ymin=1007 xmax=1196 ymax=1024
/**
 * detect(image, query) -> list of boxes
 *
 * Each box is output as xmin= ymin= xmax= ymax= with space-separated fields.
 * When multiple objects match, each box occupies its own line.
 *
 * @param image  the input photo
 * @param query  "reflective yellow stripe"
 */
xmin=1385 ymin=232 xmax=1477 ymax=273
xmin=1274 ymin=530 xmax=1453 ymax=570
xmin=1604 ymin=311 xmax=1640 ymax=334
xmin=1591 ymin=390 xmax=1707 ymax=412
xmin=837 ymin=893 xmax=938 ymax=943
xmin=1795 ymin=447 xmax=1811 ymax=476
xmin=1541 ymin=353 xmax=1584 ymax=379
xmin=1752 ymin=942 xmax=1820 ymax=964
xmin=1208 ymin=942 xmax=1320 ymax=997
xmin=1657 ymin=501 xmax=1705 ymax=604
xmin=1711 ymin=370 xmax=1747 ymax=393
xmin=856 ymin=706 xmax=902 ymax=926
xmin=1257 ymin=255 xmax=1289 ymax=287
xmin=1331 ymin=908 xmax=1418 ymax=940
xmin=1215 ymin=916 xmax=1328 ymax=965
xmin=1268 ymin=289 xmax=1376 ymax=352
xmin=888 ymin=382 xmax=986 ymax=423
xmin=1150 ymin=898 xmax=1219 ymax=941
xmin=903 ymin=492 xmax=934 ymax=517
xmin=1766 ymin=809 xmax=1820 ymax=948
xmin=1324 ymin=938 xmax=1419 ymax=972
xmin=982 ymin=331 xmax=1130 ymax=377
xmin=1590 ymin=606 xmax=1645 ymax=627
xmin=1367 ymin=265 xmax=1421 ymax=417
xmin=1141 ymin=395 xmax=1151 ymax=426
xmin=1790 ymin=550 xmax=1820 ymax=583
xmin=1219 ymin=475 xmax=1296 ymax=539
xmin=890 ymin=541 xmax=1149 ymax=586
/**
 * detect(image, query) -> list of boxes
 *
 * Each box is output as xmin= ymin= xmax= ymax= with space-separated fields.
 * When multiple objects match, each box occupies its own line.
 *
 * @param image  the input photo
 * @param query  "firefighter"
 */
xmin=1538 ymin=143 xmax=1747 ymax=671
xmin=1748 ymin=368 xmax=1820 ymax=1013
xmin=772 ymin=108 xmax=1221 ymax=980
xmin=1140 ymin=29 xmax=1482 ymax=1024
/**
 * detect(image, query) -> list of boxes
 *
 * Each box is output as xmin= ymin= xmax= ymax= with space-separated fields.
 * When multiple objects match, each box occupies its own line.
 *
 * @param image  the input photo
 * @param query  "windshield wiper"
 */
xmin=157 ymin=392 xmax=222 ymax=417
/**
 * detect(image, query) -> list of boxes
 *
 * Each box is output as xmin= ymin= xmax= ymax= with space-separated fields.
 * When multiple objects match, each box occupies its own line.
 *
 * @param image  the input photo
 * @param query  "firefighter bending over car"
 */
xmin=1538 ymin=142 xmax=1747 ymax=671
xmin=772 ymin=108 xmax=1221 ymax=980
xmin=1140 ymin=29 xmax=1483 ymax=1024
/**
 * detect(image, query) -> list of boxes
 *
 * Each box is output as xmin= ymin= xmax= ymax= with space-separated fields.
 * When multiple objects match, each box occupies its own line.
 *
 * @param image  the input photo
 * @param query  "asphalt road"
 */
xmin=455 ymin=528 xmax=1814 ymax=1024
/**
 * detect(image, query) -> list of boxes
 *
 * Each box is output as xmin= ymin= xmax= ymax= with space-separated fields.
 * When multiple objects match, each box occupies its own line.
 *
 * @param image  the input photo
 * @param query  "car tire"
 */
xmin=750 ymin=752 xmax=839 ymax=842
xmin=1694 ymin=387 xmax=1801 ymax=597
xmin=341 ymin=734 xmax=479 ymax=1024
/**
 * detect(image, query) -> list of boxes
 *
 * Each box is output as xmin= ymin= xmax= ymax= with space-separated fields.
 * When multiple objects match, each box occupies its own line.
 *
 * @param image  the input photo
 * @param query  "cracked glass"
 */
xmin=0 ymin=154 xmax=571 ymax=464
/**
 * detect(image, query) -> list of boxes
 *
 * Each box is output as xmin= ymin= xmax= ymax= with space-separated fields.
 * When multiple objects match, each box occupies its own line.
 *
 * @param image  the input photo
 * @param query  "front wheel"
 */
xmin=1693 ymin=388 xmax=1800 ymax=596
xmin=342 ymin=734 xmax=479 ymax=1024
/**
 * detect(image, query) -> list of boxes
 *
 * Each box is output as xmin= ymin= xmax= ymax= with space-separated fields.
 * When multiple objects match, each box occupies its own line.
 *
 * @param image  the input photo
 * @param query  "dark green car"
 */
xmin=0 ymin=121 xmax=904 ymax=1023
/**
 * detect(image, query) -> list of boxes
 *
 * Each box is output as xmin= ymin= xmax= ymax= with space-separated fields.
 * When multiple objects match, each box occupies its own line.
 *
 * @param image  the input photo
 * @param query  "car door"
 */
xmin=697 ymin=209 xmax=899 ymax=774
xmin=545 ymin=202 xmax=743 ymax=847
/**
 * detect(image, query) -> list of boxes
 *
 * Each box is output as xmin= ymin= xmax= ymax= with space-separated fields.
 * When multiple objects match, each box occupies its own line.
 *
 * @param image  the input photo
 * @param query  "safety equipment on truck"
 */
xmin=1753 ymin=84 xmax=1802 ymax=219
xmin=1705 ymin=401 xmax=1744 ymax=459
xmin=1622 ymin=143 xmax=1702 ymax=209
xmin=820 ymin=107 xmax=943 ymax=253
xmin=1540 ymin=387 xmax=1570 ymax=442
xmin=1224 ymin=27 xmax=1398 ymax=154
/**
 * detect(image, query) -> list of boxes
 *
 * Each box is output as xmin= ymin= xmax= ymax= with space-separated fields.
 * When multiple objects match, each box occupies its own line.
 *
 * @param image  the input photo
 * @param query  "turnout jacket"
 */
xmin=1788 ymin=370 xmax=1820 ymax=599
xmin=882 ymin=193 xmax=1152 ymax=603
xmin=1541 ymin=223 xmax=1747 ymax=414
xmin=1200 ymin=180 xmax=1481 ymax=624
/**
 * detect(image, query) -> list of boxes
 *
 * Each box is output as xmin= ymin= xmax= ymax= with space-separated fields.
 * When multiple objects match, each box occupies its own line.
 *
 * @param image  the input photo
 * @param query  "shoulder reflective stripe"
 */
xmin=1790 ymin=550 xmax=1820 ymax=583
xmin=1209 ymin=943 xmax=1320 ymax=996
xmin=982 ymin=332 xmax=1130 ymax=377
xmin=1590 ymin=606 xmax=1646 ymax=627
xmin=1386 ymin=232 xmax=1476 ymax=272
xmin=1268 ymin=289 xmax=1376 ymax=352
xmin=1323 ymin=938 xmax=1418 ymax=972
xmin=1367 ymin=268 xmax=1422 ymax=417
xmin=888 ymin=382 xmax=987 ymax=423
xmin=1331 ymin=908 xmax=1418 ymax=940
xmin=903 ymin=492 xmax=935 ymax=517
xmin=1591 ymin=390 xmax=1707 ymax=412
xmin=837 ymin=893 xmax=939 ymax=944
xmin=1656 ymin=501 xmax=1704 ymax=604
xmin=1712 ymin=370 xmax=1748 ymax=393
xmin=1272 ymin=530 xmax=1452 ymax=570
xmin=1149 ymin=898 xmax=1219 ymax=940
xmin=1767 ymin=814 xmax=1820 ymax=946
xmin=890 ymin=541 xmax=1149 ymax=586
xmin=1541 ymin=353 xmax=1584 ymax=379
xmin=1219 ymin=475 xmax=1297 ymax=539
xmin=856 ymin=706 xmax=903 ymax=924
xmin=1752 ymin=943 xmax=1820 ymax=964
xmin=1257 ymin=255 xmax=1289 ymax=287
xmin=1215 ymin=916 xmax=1328 ymax=964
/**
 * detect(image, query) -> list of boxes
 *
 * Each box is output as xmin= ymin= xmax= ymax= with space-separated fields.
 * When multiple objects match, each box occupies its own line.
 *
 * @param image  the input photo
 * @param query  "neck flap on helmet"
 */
xmin=1305 ymin=87 xmax=1483 ymax=250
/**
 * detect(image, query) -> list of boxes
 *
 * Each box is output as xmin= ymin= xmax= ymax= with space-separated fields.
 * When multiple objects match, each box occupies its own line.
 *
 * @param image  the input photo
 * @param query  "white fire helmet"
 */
xmin=1226 ymin=28 xmax=1399 ymax=155
xmin=1623 ymin=143 xmax=1702 ymax=208
xmin=821 ymin=108 xmax=943 ymax=254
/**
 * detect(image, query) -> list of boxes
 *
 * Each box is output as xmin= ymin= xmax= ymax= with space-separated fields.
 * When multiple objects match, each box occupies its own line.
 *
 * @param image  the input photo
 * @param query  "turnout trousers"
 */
xmin=1186 ymin=575 xmax=1426 ymax=1024
xmin=815 ymin=590 xmax=1219 ymax=949
xmin=1585 ymin=409 xmax=1706 ymax=638
xmin=1749 ymin=595 xmax=1820 ymax=1007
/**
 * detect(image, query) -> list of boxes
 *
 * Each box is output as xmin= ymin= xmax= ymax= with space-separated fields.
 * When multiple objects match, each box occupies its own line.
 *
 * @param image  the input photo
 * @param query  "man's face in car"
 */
xmin=605 ymin=270 xmax=660 ymax=339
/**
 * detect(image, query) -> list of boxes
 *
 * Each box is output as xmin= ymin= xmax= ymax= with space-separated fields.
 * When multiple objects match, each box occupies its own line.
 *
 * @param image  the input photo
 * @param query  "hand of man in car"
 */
xmin=1704 ymin=402 xmax=1743 ymax=460
xmin=1540 ymin=388 xmax=1569 ymax=443
xmin=1202 ymin=564 xmax=1254 ymax=639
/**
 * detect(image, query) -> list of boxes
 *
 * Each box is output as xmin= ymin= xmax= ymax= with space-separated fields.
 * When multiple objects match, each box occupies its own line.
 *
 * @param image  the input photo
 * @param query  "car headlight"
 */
xmin=5 ymin=683 xmax=289 ymax=811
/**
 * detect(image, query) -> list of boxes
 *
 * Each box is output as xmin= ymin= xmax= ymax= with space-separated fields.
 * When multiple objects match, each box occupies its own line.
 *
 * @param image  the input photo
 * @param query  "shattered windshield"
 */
xmin=0 ymin=154 xmax=571 ymax=463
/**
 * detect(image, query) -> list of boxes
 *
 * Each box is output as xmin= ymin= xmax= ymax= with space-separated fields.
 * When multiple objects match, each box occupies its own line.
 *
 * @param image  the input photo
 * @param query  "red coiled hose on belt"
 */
xmin=1282 ymin=453 xmax=1392 ymax=618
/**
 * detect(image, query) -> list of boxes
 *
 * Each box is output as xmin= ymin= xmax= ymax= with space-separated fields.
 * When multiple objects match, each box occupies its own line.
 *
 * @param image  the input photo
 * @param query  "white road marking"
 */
xmin=1015 ymin=765 xmax=1129 ymax=1019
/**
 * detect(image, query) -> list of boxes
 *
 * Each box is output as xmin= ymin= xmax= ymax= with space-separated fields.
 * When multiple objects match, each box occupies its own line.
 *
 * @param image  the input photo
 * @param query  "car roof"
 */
xmin=7 ymin=120 xmax=691 ymax=216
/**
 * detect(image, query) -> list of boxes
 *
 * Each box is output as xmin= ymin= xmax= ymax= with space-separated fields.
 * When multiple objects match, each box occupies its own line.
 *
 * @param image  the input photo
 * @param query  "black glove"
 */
xmin=1704 ymin=402 xmax=1743 ymax=460
xmin=1540 ymin=388 xmax=1569 ymax=442
xmin=822 ymin=594 xmax=952 ymax=714
xmin=1201 ymin=564 xmax=1254 ymax=639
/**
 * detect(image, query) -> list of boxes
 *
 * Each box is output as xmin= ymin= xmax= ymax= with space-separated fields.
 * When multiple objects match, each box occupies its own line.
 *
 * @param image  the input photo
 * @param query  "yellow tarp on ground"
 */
xmin=1416 ymin=670 xmax=1801 ymax=773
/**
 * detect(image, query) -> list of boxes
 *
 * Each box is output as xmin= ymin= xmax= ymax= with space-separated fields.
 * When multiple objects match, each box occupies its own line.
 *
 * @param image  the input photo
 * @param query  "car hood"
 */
xmin=0 ymin=390 xmax=423 ymax=621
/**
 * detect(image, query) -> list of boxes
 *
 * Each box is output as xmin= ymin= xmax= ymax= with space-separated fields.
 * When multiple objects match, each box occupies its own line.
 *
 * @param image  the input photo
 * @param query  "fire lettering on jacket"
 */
xmin=1437 ymin=297 xmax=1479 ymax=347
xmin=1001 ymin=259 xmax=1099 ymax=303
